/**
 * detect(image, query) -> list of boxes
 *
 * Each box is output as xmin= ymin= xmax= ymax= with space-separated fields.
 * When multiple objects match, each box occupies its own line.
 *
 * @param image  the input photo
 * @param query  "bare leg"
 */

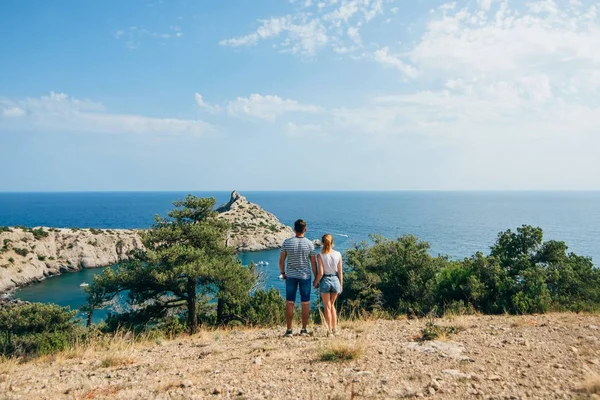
xmin=330 ymin=293 xmax=339 ymax=332
xmin=301 ymin=302 xmax=310 ymax=330
xmin=321 ymin=293 xmax=331 ymax=331
xmin=286 ymin=301 xmax=294 ymax=330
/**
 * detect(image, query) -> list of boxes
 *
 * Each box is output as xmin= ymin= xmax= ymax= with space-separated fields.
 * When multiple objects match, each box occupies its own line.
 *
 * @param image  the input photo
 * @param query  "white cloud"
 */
xmin=194 ymin=93 xmax=221 ymax=114
xmin=285 ymin=122 xmax=322 ymax=137
xmin=2 ymin=106 xmax=26 ymax=117
xmin=220 ymin=0 xmax=387 ymax=55
xmin=226 ymin=94 xmax=322 ymax=121
xmin=0 ymin=92 xmax=212 ymax=135
xmin=373 ymin=47 xmax=418 ymax=78
xmin=114 ymin=26 xmax=183 ymax=50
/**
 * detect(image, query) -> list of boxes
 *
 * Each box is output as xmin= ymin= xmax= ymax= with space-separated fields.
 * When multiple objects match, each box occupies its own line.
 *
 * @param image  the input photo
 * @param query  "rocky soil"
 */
xmin=2 ymin=313 xmax=600 ymax=399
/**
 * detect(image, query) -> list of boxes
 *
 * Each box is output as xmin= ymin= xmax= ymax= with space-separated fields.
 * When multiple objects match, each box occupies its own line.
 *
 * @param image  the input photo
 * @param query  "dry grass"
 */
xmin=441 ymin=315 xmax=471 ymax=332
xmin=99 ymin=355 xmax=134 ymax=368
xmin=0 ymin=356 xmax=19 ymax=376
xmin=318 ymin=339 xmax=363 ymax=362
xmin=82 ymin=384 xmax=125 ymax=399
xmin=575 ymin=374 xmax=600 ymax=394
xmin=339 ymin=319 xmax=373 ymax=333
xmin=154 ymin=380 xmax=180 ymax=393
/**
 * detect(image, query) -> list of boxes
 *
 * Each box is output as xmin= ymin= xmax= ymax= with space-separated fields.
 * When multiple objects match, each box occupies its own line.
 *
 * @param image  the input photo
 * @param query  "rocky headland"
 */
xmin=0 ymin=227 xmax=142 ymax=293
xmin=217 ymin=191 xmax=294 ymax=252
xmin=0 ymin=191 xmax=295 ymax=293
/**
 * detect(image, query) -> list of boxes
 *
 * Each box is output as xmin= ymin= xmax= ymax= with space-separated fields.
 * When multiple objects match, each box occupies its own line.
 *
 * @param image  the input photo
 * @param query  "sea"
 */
xmin=1 ymin=191 xmax=599 ymax=321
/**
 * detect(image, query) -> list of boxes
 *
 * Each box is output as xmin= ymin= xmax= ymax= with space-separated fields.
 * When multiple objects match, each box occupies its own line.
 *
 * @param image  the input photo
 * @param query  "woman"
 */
xmin=314 ymin=234 xmax=343 ymax=336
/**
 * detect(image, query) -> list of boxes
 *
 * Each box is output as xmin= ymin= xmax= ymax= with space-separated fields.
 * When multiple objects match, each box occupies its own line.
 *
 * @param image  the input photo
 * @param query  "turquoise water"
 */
xmin=3 ymin=191 xmax=599 ymax=319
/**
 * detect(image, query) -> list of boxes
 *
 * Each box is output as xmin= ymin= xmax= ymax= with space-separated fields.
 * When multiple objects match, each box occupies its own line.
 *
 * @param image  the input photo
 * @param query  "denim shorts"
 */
xmin=286 ymin=277 xmax=312 ymax=303
xmin=319 ymin=275 xmax=341 ymax=294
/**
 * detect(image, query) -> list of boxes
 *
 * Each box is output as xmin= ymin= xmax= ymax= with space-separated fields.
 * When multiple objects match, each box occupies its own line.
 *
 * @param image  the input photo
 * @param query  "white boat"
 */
xmin=256 ymin=261 xmax=270 ymax=266
xmin=80 ymin=282 xmax=89 ymax=287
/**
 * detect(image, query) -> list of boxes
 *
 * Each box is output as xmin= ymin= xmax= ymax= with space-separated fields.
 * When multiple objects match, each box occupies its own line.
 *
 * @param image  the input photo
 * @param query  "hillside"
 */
xmin=1 ymin=313 xmax=599 ymax=399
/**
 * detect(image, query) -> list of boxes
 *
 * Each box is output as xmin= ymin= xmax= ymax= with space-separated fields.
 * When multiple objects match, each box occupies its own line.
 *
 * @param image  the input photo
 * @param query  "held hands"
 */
xmin=313 ymin=280 xmax=320 ymax=288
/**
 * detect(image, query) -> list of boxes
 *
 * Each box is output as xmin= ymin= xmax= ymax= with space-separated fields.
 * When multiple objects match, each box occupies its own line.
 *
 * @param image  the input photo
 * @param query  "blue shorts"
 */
xmin=319 ymin=275 xmax=341 ymax=294
xmin=286 ymin=277 xmax=312 ymax=303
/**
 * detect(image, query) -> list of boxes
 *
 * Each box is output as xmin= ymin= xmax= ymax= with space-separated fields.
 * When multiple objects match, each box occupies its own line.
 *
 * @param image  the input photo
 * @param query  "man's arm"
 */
xmin=310 ymin=254 xmax=317 ymax=279
xmin=279 ymin=251 xmax=287 ymax=279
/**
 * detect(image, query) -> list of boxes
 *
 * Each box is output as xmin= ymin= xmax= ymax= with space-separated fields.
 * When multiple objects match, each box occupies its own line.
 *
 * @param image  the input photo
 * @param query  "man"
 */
xmin=279 ymin=219 xmax=317 ymax=336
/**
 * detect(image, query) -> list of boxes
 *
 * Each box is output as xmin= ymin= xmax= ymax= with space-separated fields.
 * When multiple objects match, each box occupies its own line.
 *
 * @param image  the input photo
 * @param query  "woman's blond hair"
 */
xmin=321 ymin=234 xmax=333 ymax=254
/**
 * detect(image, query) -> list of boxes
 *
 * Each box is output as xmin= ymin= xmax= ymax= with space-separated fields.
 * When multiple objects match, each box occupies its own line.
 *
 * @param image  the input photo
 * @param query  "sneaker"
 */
xmin=300 ymin=329 xmax=309 ymax=336
xmin=284 ymin=329 xmax=293 ymax=337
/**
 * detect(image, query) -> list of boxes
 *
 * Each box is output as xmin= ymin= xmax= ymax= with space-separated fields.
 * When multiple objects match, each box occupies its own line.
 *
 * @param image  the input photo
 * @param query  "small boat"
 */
xmin=80 ymin=282 xmax=89 ymax=287
xmin=256 ymin=261 xmax=270 ymax=266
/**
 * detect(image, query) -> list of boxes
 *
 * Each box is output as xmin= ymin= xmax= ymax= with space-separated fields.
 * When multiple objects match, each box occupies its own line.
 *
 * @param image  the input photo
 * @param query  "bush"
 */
xmin=14 ymin=248 xmax=28 ymax=257
xmin=340 ymin=226 xmax=600 ymax=317
xmin=31 ymin=228 xmax=49 ymax=240
xmin=37 ymin=255 xmax=46 ymax=261
xmin=341 ymin=235 xmax=445 ymax=317
xmin=0 ymin=303 xmax=81 ymax=357
xmin=241 ymin=288 xmax=287 ymax=326
xmin=89 ymin=228 xmax=103 ymax=235
xmin=0 ymin=227 xmax=12 ymax=233
xmin=8 ymin=258 xmax=14 ymax=264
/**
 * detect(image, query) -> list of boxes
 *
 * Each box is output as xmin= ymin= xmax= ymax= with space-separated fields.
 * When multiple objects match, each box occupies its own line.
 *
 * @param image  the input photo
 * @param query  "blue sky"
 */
xmin=1 ymin=0 xmax=599 ymax=191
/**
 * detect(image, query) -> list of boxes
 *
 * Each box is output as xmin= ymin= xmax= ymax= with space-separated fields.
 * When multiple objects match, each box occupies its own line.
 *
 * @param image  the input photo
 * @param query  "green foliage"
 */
xmin=8 ymin=257 xmax=14 ymax=264
xmin=89 ymin=228 xmax=103 ymax=235
xmin=85 ymin=195 xmax=258 ymax=334
xmin=210 ymin=288 xmax=286 ymax=327
xmin=37 ymin=255 xmax=46 ymax=261
xmin=341 ymin=225 xmax=600 ymax=317
xmin=3 ymin=239 xmax=12 ymax=247
xmin=14 ymin=248 xmax=28 ymax=257
xmin=341 ymin=235 xmax=445 ymax=317
xmin=0 ymin=226 xmax=12 ymax=233
xmin=0 ymin=303 xmax=80 ymax=356
xmin=31 ymin=228 xmax=49 ymax=240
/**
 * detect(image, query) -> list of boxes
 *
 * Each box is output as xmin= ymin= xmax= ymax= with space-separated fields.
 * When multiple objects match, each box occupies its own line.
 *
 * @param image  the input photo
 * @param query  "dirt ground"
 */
xmin=1 ymin=313 xmax=600 ymax=399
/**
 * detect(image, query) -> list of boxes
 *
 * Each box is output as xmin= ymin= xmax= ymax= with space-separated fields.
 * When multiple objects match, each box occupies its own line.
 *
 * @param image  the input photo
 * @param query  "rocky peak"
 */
xmin=216 ymin=191 xmax=294 ymax=252
xmin=216 ymin=190 xmax=248 ymax=213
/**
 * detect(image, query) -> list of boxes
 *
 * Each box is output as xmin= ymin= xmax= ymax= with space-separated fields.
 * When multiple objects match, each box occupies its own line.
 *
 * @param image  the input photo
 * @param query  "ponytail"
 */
xmin=321 ymin=234 xmax=333 ymax=254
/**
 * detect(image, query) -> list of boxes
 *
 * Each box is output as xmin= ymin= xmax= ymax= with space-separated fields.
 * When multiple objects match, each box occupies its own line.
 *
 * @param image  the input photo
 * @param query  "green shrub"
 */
xmin=14 ymin=248 xmax=28 ymax=257
xmin=0 ymin=303 xmax=80 ymax=357
xmin=341 ymin=235 xmax=444 ymax=317
xmin=32 ymin=228 xmax=49 ymax=240
xmin=0 ymin=227 xmax=12 ymax=233
xmin=89 ymin=228 xmax=103 ymax=235
xmin=37 ymin=255 xmax=46 ymax=261
xmin=8 ymin=257 xmax=14 ymax=264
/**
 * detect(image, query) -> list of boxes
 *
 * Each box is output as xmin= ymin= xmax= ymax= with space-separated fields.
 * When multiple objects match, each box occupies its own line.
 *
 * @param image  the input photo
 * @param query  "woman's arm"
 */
xmin=337 ymin=255 xmax=343 ymax=293
xmin=314 ymin=254 xmax=324 ymax=287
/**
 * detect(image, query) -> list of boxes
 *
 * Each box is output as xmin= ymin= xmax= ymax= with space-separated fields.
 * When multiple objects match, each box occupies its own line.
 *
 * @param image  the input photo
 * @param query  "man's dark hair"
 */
xmin=294 ymin=219 xmax=307 ymax=233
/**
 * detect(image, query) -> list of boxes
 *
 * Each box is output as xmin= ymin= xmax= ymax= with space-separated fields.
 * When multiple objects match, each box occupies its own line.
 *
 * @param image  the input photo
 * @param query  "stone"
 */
xmin=180 ymin=380 xmax=193 ymax=388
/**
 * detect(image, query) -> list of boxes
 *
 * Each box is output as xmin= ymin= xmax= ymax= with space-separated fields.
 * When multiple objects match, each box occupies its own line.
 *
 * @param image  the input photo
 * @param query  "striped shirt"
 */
xmin=281 ymin=236 xmax=316 ymax=279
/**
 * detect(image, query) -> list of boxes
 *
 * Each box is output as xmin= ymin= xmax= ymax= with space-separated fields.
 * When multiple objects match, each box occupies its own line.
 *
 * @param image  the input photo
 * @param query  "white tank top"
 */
xmin=319 ymin=250 xmax=341 ymax=275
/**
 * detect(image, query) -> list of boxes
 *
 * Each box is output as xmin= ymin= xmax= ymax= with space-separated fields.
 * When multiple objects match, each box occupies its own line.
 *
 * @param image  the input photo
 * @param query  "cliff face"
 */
xmin=0 ymin=228 xmax=142 ymax=293
xmin=217 ymin=191 xmax=294 ymax=252
xmin=0 ymin=191 xmax=296 ymax=293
